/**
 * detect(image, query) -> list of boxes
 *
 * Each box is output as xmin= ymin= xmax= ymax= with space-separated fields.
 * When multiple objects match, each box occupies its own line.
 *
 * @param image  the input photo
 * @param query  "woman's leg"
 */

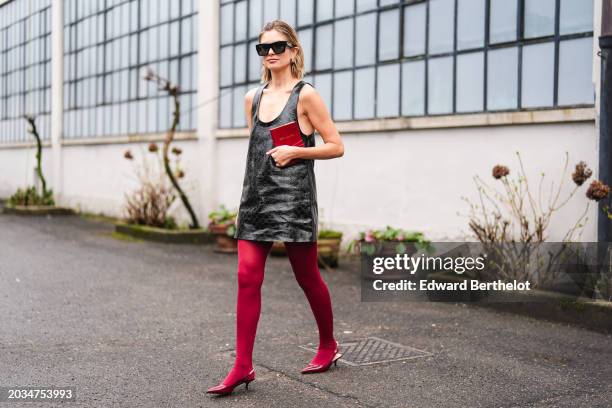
xmin=284 ymin=241 xmax=337 ymax=365
xmin=222 ymin=239 xmax=272 ymax=384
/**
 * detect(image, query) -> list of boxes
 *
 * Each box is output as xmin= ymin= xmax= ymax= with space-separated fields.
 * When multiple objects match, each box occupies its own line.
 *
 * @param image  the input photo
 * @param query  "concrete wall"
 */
xmin=58 ymin=139 xmax=204 ymax=224
xmin=0 ymin=145 xmax=52 ymax=195
xmin=0 ymin=138 xmax=204 ymax=223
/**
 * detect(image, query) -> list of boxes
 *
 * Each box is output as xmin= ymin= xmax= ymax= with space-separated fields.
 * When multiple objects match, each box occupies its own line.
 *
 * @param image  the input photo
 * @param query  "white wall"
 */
xmin=0 ymin=140 xmax=205 ymax=227
xmin=0 ymin=146 xmax=52 ymax=196
xmin=51 ymin=139 xmax=202 ymax=226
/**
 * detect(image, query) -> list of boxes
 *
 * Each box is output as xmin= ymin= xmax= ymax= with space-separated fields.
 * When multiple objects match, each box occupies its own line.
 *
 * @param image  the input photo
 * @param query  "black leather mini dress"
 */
xmin=234 ymin=79 xmax=318 ymax=242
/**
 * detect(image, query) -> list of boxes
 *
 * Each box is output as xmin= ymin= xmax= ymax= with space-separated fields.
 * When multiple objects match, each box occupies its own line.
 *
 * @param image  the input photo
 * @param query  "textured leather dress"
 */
xmin=234 ymin=79 xmax=318 ymax=242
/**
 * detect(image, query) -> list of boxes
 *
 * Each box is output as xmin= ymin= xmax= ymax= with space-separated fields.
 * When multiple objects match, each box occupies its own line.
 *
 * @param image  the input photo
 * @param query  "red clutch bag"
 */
xmin=269 ymin=121 xmax=305 ymax=167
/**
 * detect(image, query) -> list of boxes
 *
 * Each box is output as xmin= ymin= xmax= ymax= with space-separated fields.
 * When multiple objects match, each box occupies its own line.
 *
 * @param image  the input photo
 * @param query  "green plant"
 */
xmin=347 ymin=225 xmax=433 ymax=256
xmin=208 ymin=204 xmax=237 ymax=237
xmin=8 ymin=186 xmax=54 ymax=207
xmin=208 ymin=204 xmax=237 ymax=225
xmin=319 ymin=229 xmax=343 ymax=239
xmin=8 ymin=115 xmax=55 ymax=208
xmin=163 ymin=216 xmax=177 ymax=229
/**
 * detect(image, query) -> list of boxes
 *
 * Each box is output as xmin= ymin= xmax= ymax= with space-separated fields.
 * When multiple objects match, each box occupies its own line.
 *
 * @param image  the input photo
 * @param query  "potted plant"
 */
xmin=346 ymin=225 xmax=434 ymax=283
xmin=317 ymin=229 xmax=343 ymax=268
xmin=269 ymin=241 xmax=284 ymax=256
xmin=347 ymin=225 xmax=433 ymax=257
xmin=208 ymin=204 xmax=238 ymax=253
xmin=270 ymin=228 xmax=344 ymax=268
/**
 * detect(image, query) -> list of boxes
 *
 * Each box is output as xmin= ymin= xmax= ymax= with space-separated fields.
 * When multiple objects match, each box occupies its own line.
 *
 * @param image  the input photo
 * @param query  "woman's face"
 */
xmin=259 ymin=30 xmax=297 ymax=73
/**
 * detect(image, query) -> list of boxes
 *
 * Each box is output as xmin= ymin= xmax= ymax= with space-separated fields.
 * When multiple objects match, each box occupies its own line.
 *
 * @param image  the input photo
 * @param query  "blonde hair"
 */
xmin=258 ymin=20 xmax=305 ymax=83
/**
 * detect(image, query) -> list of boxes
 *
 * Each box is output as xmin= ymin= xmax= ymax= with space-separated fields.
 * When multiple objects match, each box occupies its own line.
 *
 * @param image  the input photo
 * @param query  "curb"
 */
xmin=426 ymin=271 xmax=612 ymax=334
xmin=475 ymin=294 xmax=612 ymax=335
xmin=3 ymin=204 xmax=76 ymax=215
xmin=114 ymin=222 xmax=215 ymax=244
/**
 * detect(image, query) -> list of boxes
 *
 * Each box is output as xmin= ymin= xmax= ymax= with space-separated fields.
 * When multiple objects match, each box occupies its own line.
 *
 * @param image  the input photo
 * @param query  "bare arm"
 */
xmin=266 ymin=85 xmax=344 ymax=166
xmin=294 ymin=85 xmax=344 ymax=159
xmin=244 ymin=87 xmax=257 ymax=134
xmin=236 ymin=87 xmax=258 ymax=227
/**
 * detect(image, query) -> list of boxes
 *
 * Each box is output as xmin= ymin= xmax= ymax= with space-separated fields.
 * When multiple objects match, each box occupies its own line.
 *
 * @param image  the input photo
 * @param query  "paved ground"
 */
xmin=1 ymin=211 xmax=611 ymax=408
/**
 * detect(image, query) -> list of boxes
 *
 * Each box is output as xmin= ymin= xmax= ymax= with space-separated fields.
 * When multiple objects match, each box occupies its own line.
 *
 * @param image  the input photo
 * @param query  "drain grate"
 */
xmin=299 ymin=336 xmax=432 ymax=366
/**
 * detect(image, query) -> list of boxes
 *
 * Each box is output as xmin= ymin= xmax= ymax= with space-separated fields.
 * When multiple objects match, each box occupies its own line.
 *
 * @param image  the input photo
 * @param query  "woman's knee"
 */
xmin=237 ymin=258 xmax=265 ymax=290
xmin=294 ymin=271 xmax=326 ymax=292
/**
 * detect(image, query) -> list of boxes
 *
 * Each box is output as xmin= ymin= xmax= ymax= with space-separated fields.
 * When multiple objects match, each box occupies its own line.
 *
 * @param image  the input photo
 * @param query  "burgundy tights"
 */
xmin=221 ymin=239 xmax=336 ymax=385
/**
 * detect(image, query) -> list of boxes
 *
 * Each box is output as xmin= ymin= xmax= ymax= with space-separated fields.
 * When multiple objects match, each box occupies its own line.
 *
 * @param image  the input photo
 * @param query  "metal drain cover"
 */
xmin=299 ymin=336 xmax=432 ymax=366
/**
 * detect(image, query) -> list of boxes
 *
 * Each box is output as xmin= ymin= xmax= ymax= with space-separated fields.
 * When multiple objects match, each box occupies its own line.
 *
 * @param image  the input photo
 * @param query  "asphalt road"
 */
xmin=1 ymin=212 xmax=611 ymax=407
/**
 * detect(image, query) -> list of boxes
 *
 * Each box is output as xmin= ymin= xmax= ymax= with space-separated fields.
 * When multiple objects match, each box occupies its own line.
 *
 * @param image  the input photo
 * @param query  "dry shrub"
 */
xmin=122 ymin=143 xmax=178 ymax=228
xmin=461 ymin=152 xmax=610 ymax=290
xmin=124 ymin=180 xmax=176 ymax=228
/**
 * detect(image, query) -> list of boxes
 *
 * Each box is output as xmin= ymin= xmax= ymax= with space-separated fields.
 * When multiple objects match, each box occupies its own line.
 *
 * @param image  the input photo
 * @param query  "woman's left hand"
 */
xmin=266 ymin=145 xmax=300 ymax=167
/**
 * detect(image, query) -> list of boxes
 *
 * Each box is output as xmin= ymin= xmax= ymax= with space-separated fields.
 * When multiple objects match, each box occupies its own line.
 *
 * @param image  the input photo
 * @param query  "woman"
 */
xmin=207 ymin=20 xmax=345 ymax=396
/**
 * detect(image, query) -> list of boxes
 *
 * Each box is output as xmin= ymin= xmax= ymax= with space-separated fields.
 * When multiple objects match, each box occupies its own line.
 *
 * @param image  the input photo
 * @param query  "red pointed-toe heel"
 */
xmin=301 ymin=341 xmax=342 ymax=374
xmin=206 ymin=368 xmax=256 ymax=395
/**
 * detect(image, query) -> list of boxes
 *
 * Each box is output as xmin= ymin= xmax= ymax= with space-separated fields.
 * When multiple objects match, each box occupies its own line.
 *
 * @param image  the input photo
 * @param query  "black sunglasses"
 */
xmin=255 ymin=41 xmax=295 ymax=56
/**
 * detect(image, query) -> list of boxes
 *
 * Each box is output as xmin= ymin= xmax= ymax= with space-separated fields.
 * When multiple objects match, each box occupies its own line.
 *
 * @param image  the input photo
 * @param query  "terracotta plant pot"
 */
xmin=356 ymin=240 xmax=421 ymax=279
xmin=270 ymin=241 xmax=286 ymax=256
xmin=270 ymin=237 xmax=342 ymax=268
xmin=317 ymin=237 xmax=342 ymax=268
xmin=208 ymin=223 xmax=237 ymax=253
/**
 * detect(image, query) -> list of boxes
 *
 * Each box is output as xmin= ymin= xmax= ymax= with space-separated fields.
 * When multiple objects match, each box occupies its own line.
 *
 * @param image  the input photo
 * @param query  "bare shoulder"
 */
xmin=300 ymin=82 xmax=317 ymax=98
xmin=244 ymin=86 xmax=259 ymax=118
xmin=244 ymin=86 xmax=259 ymax=105
xmin=299 ymin=82 xmax=320 ymax=103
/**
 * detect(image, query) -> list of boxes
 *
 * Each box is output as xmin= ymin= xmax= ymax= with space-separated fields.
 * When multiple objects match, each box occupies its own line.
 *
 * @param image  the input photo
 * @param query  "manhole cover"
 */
xmin=299 ymin=336 xmax=432 ymax=366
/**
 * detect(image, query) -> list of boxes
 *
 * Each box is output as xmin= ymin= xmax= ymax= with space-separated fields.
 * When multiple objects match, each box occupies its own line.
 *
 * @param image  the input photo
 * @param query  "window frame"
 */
xmin=218 ymin=0 xmax=595 ymax=129
xmin=62 ymin=0 xmax=198 ymax=139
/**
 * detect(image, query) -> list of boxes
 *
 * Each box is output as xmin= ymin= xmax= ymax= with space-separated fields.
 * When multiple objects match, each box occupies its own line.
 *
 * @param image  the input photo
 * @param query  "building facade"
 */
xmin=0 ymin=0 xmax=604 ymax=243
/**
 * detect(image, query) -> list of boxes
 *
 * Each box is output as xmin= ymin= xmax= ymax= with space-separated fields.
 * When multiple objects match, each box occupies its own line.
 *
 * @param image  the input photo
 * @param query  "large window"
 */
xmin=63 ymin=0 xmax=197 ymax=139
xmin=0 ymin=0 xmax=52 ymax=143
xmin=218 ymin=0 xmax=595 ymax=129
